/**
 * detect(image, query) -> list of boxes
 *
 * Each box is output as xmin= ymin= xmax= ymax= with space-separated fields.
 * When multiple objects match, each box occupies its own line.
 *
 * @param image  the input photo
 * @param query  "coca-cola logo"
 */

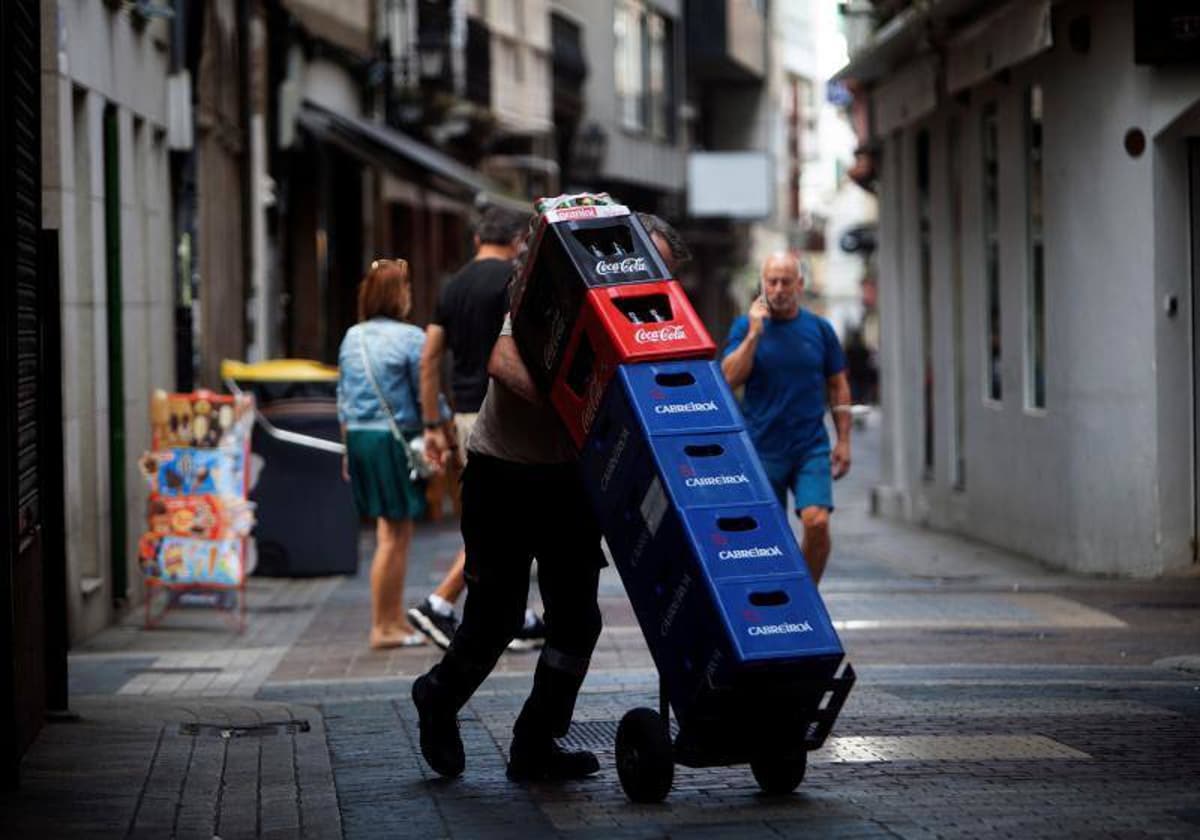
xmin=634 ymin=325 xmax=687 ymax=344
xmin=582 ymin=364 xmax=608 ymax=429
xmin=595 ymin=257 xmax=647 ymax=276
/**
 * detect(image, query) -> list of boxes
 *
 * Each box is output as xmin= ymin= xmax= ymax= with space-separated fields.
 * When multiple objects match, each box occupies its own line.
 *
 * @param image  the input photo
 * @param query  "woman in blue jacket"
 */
xmin=338 ymin=258 xmax=442 ymax=648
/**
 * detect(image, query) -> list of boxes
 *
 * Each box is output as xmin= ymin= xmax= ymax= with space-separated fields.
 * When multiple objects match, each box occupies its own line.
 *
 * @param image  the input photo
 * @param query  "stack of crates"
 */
xmin=513 ymin=198 xmax=845 ymax=751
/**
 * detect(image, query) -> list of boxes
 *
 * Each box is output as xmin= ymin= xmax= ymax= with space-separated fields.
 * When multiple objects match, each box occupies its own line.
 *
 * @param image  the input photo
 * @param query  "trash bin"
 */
xmin=222 ymin=359 xmax=359 ymax=577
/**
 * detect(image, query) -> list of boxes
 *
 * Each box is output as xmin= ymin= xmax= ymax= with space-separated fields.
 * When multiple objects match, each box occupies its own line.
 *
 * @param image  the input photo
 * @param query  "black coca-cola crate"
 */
xmin=512 ymin=205 xmax=671 ymax=393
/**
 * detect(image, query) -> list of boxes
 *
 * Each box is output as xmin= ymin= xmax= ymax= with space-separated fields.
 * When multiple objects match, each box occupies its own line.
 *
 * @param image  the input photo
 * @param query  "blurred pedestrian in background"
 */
xmin=337 ymin=258 xmax=444 ymax=649
xmin=412 ymin=207 xmax=547 ymax=651
xmin=843 ymin=326 xmax=878 ymax=407
xmin=721 ymin=252 xmax=852 ymax=584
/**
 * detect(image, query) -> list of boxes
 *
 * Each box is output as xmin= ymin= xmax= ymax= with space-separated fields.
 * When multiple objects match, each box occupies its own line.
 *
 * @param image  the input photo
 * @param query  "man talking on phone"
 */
xmin=720 ymin=251 xmax=851 ymax=584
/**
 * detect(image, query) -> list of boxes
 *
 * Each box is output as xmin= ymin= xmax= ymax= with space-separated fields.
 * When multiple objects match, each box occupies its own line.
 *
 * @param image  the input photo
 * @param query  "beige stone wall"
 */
xmin=42 ymin=0 xmax=174 ymax=641
xmin=481 ymin=0 xmax=553 ymax=134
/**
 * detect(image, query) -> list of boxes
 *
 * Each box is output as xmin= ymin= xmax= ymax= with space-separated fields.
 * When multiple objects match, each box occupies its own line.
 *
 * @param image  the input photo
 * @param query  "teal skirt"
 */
xmin=346 ymin=429 xmax=427 ymax=521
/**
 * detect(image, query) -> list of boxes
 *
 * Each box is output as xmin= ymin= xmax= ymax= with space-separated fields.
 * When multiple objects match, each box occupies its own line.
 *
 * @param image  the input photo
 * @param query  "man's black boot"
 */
xmin=506 ymin=735 xmax=600 ymax=783
xmin=412 ymin=674 xmax=465 ymax=778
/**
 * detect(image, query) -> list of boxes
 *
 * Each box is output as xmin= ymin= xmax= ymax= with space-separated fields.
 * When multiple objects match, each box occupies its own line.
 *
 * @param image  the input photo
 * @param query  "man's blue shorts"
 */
xmin=759 ymin=448 xmax=834 ymax=512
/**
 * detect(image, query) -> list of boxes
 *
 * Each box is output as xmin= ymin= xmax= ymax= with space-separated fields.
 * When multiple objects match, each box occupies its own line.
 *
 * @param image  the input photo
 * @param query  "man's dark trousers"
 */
xmin=423 ymin=453 xmax=604 ymax=741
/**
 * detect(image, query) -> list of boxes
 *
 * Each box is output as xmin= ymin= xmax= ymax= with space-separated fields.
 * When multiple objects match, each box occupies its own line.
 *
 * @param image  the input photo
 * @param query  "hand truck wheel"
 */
xmin=615 ymin=707 xmax=674 ymax=803
xmin=750 ymin=750 xmax=808 ymax=795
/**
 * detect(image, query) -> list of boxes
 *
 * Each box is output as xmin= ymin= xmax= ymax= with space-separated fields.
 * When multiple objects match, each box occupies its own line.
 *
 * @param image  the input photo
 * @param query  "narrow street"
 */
xmin=2 ymin=415 xmax=1197 ymax=838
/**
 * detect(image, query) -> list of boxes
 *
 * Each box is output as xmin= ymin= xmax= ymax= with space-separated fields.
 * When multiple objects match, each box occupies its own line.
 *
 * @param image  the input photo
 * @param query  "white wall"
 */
xmin=42 ymin=0 xmax=173 ymax=640
xmin=304 ymin=57 xmax=362 ymax=117
xmin=875 ymin=0 xmax=1200 ymax=577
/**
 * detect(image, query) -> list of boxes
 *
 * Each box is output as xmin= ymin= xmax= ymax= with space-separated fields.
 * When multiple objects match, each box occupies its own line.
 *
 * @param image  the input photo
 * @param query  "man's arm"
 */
xmin=827 ymin=371 xmax=852 ymax=479
xmin=488 ymin=334 xmax=543 ymax=405
xmin=419 ymin=324 xmax=452 ymax=469
xmin=721 ymin=299 xmax=769 ymax=390
xmin=340 ymin=422 xmax=350 ymax=482
xmin=419 ymin=324 xmax=446 ymax=425
xmin=721 ymin=332 xmax=759 ymax=390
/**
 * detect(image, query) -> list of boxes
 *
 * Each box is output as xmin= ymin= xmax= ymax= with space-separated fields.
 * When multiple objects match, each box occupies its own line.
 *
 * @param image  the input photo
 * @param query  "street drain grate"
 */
xmin=559 ymin=719 xmax=678 ymax=750
xmin=180 ymin=720 xmax=311 ymax=739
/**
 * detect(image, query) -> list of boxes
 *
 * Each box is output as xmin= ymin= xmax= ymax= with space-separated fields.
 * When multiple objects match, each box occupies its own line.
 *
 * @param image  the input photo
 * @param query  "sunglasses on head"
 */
xmin=370 ymin=257 xmax=408 ymax=271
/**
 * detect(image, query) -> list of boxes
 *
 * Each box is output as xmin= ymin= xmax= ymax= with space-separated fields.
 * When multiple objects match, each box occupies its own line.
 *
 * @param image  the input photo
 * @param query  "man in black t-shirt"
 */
xmin=409 ymin=207 xmax=546 ymax=650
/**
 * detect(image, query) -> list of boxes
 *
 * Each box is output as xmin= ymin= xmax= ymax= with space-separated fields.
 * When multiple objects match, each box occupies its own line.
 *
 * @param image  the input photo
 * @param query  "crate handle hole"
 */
xmin=571 ymin=224 xmax=635 ymax=258
xmin=748 ymin=590 xmax=789 ymax=607
xmin=716 ymin=516 xmax=757 ymax=532
xmin=683 ymin=443 xmax=725 ymax=458
xmin=654 ymin=371 xmax=696 ymax=387
xmin=613 ymin=294 xmax=673 ymax=325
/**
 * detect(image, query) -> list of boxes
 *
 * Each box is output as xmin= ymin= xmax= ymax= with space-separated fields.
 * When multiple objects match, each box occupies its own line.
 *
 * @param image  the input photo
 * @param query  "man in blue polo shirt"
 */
xmin=721 ymin=252 xmax=852 ymax=584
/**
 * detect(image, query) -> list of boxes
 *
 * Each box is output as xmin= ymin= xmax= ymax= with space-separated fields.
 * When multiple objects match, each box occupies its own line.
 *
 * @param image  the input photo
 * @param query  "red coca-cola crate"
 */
xmin=586 ymin=281 xmax=715 ymax=361
xmin=550 ymin=280 xmax=716 ymax=448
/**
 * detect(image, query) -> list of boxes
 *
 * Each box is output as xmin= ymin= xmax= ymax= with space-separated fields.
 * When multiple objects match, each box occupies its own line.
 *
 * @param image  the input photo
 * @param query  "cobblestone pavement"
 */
xmin=3 ymin=416 xmax=1199 ymax=838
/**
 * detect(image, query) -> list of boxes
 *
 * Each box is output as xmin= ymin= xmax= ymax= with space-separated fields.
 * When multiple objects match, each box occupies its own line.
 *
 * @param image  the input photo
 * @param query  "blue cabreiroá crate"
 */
xmin=581 ymin=359 xmax=844 ymax=723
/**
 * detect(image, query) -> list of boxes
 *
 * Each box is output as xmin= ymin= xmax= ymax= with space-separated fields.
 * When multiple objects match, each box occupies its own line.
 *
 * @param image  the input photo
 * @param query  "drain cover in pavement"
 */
xmin=561 ymin=719 xmax=678 ymax=750
xmin=180 ymin=719 xmax=311 ymax=739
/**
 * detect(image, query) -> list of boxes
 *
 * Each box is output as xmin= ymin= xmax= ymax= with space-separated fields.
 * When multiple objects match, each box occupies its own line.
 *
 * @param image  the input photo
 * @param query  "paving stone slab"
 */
xmin=0 ymin=696 xmax=341 ymax=839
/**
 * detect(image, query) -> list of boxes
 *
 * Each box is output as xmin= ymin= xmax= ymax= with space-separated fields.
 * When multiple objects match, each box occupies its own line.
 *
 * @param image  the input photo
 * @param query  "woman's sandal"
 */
xmin=370 ymin=630 xmax=429 ymax=650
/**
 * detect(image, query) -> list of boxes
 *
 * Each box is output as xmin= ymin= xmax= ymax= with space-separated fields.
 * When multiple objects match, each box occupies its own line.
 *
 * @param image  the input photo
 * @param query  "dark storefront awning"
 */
xmin=298 ymin=101 xmax=529 ymax=215
xmin=832 ymin=0 xmax=992 ymax=84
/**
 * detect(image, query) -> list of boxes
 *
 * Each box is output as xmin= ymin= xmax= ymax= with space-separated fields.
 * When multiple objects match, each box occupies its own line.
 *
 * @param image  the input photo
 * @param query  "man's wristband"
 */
xmin=423 ymin=420 xmax=442 ymax=430
xmin=831 ymin=405 xmax=853 ymax=415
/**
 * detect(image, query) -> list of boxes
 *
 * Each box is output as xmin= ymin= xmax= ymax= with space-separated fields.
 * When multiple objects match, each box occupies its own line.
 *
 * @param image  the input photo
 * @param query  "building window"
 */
xmin=614 ymin=1 xmax=674 ymax=141
xmin=646 ymin=12 xmax=671 ymax=141
xmin=917 ymin=129 xmax=934 ymax=476
xmin=614 ymin=2 xmax=642 ymax=131
xmin=1025 ymin=85 xmax=1046 ymax=410
xmin=982 ymin=101 xmax=1002 ymax=403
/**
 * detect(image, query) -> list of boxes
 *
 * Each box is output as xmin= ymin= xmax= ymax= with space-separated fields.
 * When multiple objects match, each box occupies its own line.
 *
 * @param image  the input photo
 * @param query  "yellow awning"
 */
xmin=220 ymin=358 xmax=339 ymax=382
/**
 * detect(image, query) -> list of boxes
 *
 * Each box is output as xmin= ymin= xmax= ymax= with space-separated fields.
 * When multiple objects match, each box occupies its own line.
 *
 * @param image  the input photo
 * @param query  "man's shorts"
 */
xmin=452 ymin=412 xmax=478 ymax=469
xmin=759 ymin=448 xmax=834 ymax=512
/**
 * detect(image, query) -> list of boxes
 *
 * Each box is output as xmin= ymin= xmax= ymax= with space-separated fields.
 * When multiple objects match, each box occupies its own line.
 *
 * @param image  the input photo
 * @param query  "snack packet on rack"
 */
xmin=151 ymin=390 xmax=255 ymax=450
xmin=139 ymin=535 xmax=244 ymax=586
xmin=146 ymin=494 xmax=256 ymax=539
xmin=139 ymin=447 xmax=247 ymax=498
